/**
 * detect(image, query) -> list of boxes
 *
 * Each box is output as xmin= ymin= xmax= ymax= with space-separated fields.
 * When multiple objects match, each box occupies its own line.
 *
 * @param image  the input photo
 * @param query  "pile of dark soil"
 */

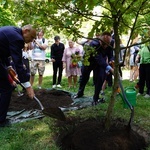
xmin=9 ymin=89 xmax=149 ymax=150
xmin=9 ymin=89 xmax=73 ymax=111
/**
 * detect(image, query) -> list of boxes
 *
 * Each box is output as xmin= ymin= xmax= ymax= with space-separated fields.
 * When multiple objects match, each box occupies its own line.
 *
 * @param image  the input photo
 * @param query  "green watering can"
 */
xmin=124 ymin=87 xmax=136 ymax=108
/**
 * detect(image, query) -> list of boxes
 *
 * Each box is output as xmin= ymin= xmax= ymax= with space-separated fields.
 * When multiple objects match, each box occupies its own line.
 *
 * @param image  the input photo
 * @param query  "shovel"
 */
xmin=33 ymin=95 xmax=66 ymax=121
xmin=7 ymin=66 xmax=66 ymax=121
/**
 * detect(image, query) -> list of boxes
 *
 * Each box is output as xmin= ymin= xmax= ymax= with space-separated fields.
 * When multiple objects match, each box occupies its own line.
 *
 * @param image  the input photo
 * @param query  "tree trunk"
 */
xmin=104 ymin=19 xmax=120 ymax=130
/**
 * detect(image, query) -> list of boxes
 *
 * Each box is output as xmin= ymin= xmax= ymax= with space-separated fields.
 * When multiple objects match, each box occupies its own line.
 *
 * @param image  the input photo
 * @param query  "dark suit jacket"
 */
xmin=0 ymin=26 xmax=29 ymax=89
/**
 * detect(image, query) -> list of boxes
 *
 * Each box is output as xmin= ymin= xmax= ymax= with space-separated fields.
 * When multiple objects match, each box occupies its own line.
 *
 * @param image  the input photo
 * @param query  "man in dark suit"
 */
xmin=0 ymin=25 xmax=36 ymax=127
xmin=74 ymin=31 xmax=114 ymax=105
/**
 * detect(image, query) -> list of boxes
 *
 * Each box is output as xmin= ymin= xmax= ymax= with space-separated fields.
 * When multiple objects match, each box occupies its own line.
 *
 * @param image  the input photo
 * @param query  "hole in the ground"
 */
xmin=55 ymin=118 xmax=149 ymax=150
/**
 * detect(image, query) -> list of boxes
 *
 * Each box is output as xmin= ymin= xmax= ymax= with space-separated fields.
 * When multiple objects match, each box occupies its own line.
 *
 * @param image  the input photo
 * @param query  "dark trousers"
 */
xmin=77 ymin=65 xmax=93 ymax=96
xmin=0 ymin=87 xmax=13 ymax=122
xmin=139 ymin=63 xmax=150 ymax=94
xmin=79 ymin=66 xmax=95 ymax=86
xmin=52 ymin=61 xmax=63 ymax=85
xmin=77 ymin=64 xmax=105 ymax=102
xmin=106 ymin=73 xmax=113 ymax=87
xmin=0 ymin=63 xmax=14 ymax=122
xmin=93 ymin=66 xmax=106 ymax=101
xmin=78 ymin=66 xmax=84 ymax=84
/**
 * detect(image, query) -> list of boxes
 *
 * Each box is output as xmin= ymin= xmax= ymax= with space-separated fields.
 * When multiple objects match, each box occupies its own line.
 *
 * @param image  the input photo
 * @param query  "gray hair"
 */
xmin=22 ymin=24 xmax=33 ymax=30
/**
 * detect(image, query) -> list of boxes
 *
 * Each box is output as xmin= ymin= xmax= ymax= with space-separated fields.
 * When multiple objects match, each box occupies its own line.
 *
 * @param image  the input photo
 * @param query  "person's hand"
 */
xmin=51 ymin=58 xmax=55 ymax=62
xmin=26 ymin=86 xmax=34 ymax=99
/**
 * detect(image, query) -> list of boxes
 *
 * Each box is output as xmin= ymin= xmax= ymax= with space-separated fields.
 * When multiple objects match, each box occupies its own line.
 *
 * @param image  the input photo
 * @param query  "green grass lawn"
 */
xmin=0 ymin=75 xmax=150 ymax=150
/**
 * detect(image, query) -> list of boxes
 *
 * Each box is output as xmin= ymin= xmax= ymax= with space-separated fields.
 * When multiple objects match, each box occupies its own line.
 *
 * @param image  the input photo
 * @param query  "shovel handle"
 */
xmin=33 ymin=96 xmax=44 ymax=110
xmin=20 ymin=82 xmax=44 ymax=110
xmin=18 ymin=82 xmax=44 ymax=111
xmin=7 ymin=67 xmax=44 ymax=111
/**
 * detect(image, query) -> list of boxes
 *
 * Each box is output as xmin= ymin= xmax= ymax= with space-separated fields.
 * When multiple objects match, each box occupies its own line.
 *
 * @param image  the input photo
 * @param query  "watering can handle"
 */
xmin=125 ymin=87 xmax=135 ymax=92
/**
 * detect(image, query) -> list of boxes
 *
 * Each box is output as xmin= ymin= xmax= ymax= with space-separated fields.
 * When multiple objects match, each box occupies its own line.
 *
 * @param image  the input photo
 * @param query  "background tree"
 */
xmin=0 ymin=1 xmax=16 ymax=26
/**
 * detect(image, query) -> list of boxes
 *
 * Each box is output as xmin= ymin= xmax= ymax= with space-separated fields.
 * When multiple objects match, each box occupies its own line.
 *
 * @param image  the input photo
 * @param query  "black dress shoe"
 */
xmin=98 ymin=98 xmax=105 ymax=103
xmin=73 ymin=94 xmax=83 ymax=99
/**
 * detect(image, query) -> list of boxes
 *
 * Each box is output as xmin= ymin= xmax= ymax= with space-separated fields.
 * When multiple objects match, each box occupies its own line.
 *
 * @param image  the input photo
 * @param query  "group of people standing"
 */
xmin=50 ymin=32 xmax=115 ymax=106
xmin=51 ymin=36 xmax=83 ymax=89
xmin=18 ymin=30 xmax=116 ymax=107
xmin=20 ymin=31 xmax=84 ymax=91
xmin=128 ymin=41 xmax=150 ymax=98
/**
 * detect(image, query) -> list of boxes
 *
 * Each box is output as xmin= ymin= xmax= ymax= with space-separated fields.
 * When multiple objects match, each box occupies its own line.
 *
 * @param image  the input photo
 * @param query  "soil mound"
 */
xmin=9 ymin=89 xmax=73 ymax=111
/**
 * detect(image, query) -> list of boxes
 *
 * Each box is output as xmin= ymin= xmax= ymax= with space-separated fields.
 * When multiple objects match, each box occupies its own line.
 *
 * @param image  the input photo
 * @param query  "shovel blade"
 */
xmin=42 ymin=107 xmax=66 ymax=121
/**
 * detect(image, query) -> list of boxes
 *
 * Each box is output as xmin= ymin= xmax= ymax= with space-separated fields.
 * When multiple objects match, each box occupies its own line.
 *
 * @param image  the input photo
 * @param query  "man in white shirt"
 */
xmin=30 ymin=30 xmax=48 ymax=89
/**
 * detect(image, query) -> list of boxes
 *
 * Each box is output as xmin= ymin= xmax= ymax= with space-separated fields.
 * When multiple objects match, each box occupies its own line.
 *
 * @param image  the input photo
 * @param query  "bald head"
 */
xmin=22 ymin=24 xmax=36 ymax=43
